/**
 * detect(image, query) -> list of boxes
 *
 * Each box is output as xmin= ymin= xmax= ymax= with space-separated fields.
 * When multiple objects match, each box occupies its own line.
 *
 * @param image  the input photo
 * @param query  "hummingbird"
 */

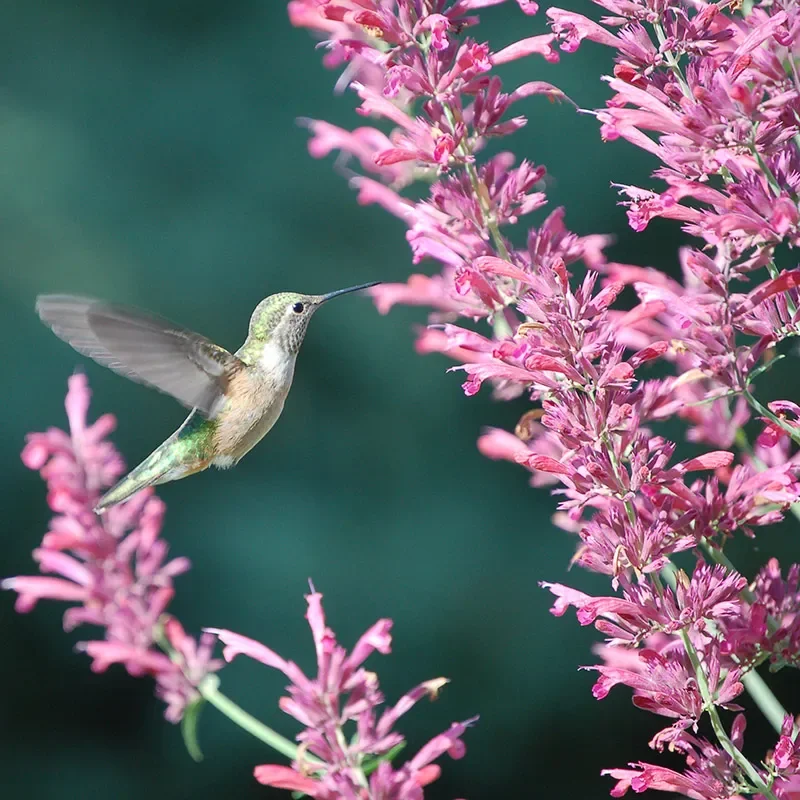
xmin=36 ymin=282 xmax=379 ymax=513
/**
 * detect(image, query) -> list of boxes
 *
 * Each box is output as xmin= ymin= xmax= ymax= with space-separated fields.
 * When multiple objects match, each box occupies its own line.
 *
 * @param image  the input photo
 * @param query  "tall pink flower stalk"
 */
xmin=5 ymin=373 xmax=222 ymax=722
xmin=289 ymin=1 xmax=800 ymax=797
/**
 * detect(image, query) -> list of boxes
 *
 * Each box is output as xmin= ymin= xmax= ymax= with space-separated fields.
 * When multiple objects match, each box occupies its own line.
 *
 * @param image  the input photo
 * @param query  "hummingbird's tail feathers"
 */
xmin=94 ymin=473 xmax=163 ymax=514
xmin=93 ymin=447 xmax=185 ymax=514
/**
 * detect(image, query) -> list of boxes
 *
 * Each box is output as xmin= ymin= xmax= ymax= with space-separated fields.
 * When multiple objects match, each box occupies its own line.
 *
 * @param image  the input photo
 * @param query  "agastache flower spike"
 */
xmin=5 ymin=374 xmax=221 ymax=722
xmin=208 ymin=588 xmax=476 ymax=798
xmin=291 ymin=1 xmax=800 ymax=798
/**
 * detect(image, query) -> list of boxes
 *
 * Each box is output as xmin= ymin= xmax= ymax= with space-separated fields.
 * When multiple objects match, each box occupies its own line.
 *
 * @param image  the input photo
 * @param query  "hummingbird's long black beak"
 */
xmin=319 ymin=281 xmax=381 ymax=303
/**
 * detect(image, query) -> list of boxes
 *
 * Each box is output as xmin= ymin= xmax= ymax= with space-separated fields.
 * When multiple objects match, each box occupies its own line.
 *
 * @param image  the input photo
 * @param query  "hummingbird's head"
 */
xmin=248 ymin=282 xmax=380 ymax=355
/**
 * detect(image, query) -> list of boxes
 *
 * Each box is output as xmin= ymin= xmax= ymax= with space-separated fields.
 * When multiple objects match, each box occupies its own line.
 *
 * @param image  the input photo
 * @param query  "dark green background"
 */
xmin=2 ymin=2 xmax=796 ymax=798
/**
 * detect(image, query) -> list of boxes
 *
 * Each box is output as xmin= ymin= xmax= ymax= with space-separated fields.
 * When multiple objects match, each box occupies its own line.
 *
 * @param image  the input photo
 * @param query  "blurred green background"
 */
xmin=3 ymin=2 xmax=798 ymax=798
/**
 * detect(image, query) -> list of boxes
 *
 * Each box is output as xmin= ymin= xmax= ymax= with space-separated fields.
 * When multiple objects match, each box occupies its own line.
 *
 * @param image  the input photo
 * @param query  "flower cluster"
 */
xmin=209 ymin=588 xmax=476 ymax=799
xmin=290 ymin=1 xmax=800 ymax=797
xmin=4 ymin=373 xmax=222 ymax=722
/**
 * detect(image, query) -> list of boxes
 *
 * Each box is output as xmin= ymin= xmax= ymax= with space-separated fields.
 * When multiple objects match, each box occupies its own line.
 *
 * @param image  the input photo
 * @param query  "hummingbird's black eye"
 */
xmin=292 ymin=302 xmax=305 ymax=314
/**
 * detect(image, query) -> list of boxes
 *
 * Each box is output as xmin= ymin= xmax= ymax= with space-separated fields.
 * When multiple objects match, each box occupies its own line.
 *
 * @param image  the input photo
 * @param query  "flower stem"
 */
xmin=440 ymin=102 xmax=512 ymax=338
xmin=679 ymin=629 xmax=778 ymax=799
xmin=694 ymin=541 xmax=788 ymax=733
xmin=743 ymin=387 xmax=800 ymax=446
xmin=653 ymin=23 xmax=692 ymax=99
xmin=749 ymin=138 xmax=783 ymax=198
xmin=663 ymin=554 xmax=788 ymax=737
xmin=155 ymin=621 xmax=318 ymax=765
xmin=198 ymin=675 xmax=319 ymax=764
xmin=740 ymin=669 xmax=788 ymax=734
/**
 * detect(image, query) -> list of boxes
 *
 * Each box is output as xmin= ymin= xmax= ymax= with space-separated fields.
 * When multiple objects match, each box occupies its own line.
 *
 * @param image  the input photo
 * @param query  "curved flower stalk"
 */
xmin=5 ymin=374 xmax=473 ymax=797
xmin=209 ymin=588 xmax=476 ymax=798
xmin=289 ymin=1 xmax=800 ymax=797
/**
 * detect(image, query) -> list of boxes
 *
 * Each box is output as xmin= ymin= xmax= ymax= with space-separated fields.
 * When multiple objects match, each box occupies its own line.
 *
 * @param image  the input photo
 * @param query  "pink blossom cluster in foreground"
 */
xmin=7 ymin=374 xmax=473 ymax=797
xmin=4 ymin=373 xmax=221 ymax=722
xmin=290 ymin=0 xmax=800 ymax=796
xmin=210 ymin=590 xmax=475 ymax=798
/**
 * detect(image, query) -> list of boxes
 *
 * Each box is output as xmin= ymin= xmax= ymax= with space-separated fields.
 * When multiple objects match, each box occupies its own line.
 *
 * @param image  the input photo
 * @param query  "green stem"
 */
xmin=440 ymin=103 xmax=512 ymax=339
xmin=602 ymin=430 xmax=636 ymax=525
xmin=750 ymin=139 xmax=783 ymax=198
xmin=653 ymin=23 xmax=692 ymax=98
xmin=464 ymin=160 xmax=511 ymax=261
xmin=662 ymin=555 xmax=788 ymax=735
xmin=697 ymin=541 xmax=788 ymax=732
xmin=741 ymin=669 xmax=788 ymax=734
xmin=743 ymin=388 xmax=800 ymax=446
xmin=198 ymin=675 xmax=320 ymax=764
xmin=155 ymin=622 xmax=317 ymax=766
xmin=679 ymin=630 xmax=778 ymax=799
xmin=439 ymin=104 xmax=509 ymax=261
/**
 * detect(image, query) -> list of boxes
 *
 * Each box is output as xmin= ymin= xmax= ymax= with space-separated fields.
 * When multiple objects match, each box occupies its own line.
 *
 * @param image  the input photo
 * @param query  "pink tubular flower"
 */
xmin=207 ymin=588 xmax=476 ymax=798
xmin=5 ymin=374 xmax=221 ymax=721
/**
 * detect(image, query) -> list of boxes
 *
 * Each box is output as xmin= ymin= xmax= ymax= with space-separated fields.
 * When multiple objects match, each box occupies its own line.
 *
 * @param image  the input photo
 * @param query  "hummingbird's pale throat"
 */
xmin=35 ymin=281 xmax=380 ymax=512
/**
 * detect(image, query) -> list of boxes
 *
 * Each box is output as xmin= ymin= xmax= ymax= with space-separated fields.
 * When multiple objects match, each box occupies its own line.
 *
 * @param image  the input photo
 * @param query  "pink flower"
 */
xmin=208 ymin=588 xmax=476 ymax=797
xmin=5 ymin=374 xmax=221 ymax=721
xmin=546 ymin=8 xmax=619 ymax=52
xmin=717 ymin=559 xmax=800 ymax=671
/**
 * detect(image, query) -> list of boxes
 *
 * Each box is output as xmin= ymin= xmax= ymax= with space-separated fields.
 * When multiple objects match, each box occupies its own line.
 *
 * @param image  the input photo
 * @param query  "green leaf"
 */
xmin=181 ymin=696 xmax=206 ymax=762
xmin=363 ymin=742 xmax=407 ymax=776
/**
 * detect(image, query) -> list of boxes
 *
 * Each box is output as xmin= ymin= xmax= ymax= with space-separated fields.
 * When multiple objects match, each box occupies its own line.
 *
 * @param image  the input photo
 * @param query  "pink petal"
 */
xmin=629 ymin=342 xmax=668 ymax=367
xmin=204 ymin=628 xmax=290 ymax=672
xmin=409 ymin=718 xmax=477 ymax=770
xmin=351 ymin=177 xmax=414 ymax=219
xmin=451 ymin=361 xmax=537 ymax=391
xmin=492 ymin=35 xmax=558 ymax=65
xmin=65 ymin=373 xmax=91 ymax=438
xmin=347 ymin=618 xmax=393 ymax=669
xmin=377 ymin=677 xmax=449 ymax=737
xmin=472 ymin=256 xmax=531 ymax=282
xmin=509 ymin=81 xmax=571 ymax=104
xmin=33 ymin=548 xmax=93 ymax=585
xmin=416 ymin=764 xmax=442 ymax=786
xmin=540 ymin=581 xmax=592 ymax=616
xmin=738 ymin=270 xmax=800 ymax=315
xmin=525 ymin=455 xmax=571 ymax=475
xmin=80 ymin=641 xmax=175 ymax=674
xmin=253 ymin=765 xmax=320 ymax=793
xmin=546 ymin=8 xmax=619 ymax=51
xmin=477 ymin=428 xmax=531 ymax=462
xmin=374 ymin=147 xmax=420 ymax=166
xmin=525 ymin=354 xmax=584 ymax=382
xmin=2 ymin=576 xmax=88 ymax=611
xmin=678 ymin=451 xmax=734 ymax=472
xmin=21 ymin=440 xmax=51 ymax=469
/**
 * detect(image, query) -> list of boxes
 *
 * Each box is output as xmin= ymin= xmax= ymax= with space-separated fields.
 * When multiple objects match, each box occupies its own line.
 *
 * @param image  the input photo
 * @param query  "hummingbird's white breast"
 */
xmin=210 ymin=340 xmax=297 ymax=467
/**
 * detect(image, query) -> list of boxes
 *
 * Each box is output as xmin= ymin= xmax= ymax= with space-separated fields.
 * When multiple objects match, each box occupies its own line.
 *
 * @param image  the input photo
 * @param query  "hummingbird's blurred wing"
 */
xmin=36 ymin=295 xmax=242 ymax=418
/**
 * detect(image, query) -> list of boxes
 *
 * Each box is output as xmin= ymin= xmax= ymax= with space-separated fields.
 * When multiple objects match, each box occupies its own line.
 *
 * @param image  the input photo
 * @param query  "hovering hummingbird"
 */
xmin=36 ymin=283 xmax=379 ymax=513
